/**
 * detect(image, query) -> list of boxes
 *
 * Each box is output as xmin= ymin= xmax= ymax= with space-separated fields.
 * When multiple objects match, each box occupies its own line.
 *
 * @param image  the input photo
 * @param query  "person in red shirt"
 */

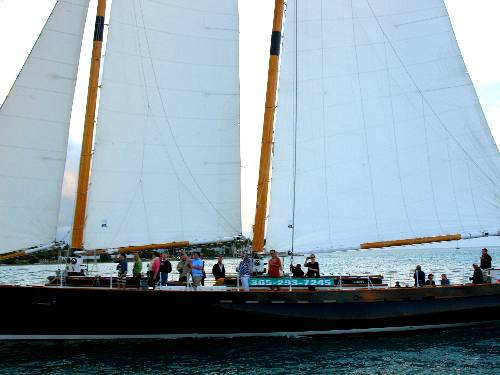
xmin=267 ymin=250 xmax=282 ymax=277
xmin=148 ymin=252 xmax=161 ymax=289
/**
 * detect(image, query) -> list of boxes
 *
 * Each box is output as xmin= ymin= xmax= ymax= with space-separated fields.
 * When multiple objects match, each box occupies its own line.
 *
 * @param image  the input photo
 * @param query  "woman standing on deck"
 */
xmin=267 ymin=250 xmax=282 ymax=278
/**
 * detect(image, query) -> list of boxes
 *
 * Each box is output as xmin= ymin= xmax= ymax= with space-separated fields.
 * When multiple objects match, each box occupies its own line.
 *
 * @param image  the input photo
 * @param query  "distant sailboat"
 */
xmin=0 ymin=0 xmax=498 ymax=340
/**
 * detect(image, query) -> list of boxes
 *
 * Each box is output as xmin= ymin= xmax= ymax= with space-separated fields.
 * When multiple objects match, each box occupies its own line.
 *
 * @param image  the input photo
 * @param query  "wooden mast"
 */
xmin=71 ymin=0 xmax=107 ymax=250
xmin=252 ymin=0 xmax=285 ymax=253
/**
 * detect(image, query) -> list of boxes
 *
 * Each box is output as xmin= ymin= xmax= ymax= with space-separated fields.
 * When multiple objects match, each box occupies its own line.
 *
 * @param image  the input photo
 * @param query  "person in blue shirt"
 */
xmin=440 ymin=274 xmax=450 ymax=286
xmin=190 ymin=251 xmax=204 ymax=287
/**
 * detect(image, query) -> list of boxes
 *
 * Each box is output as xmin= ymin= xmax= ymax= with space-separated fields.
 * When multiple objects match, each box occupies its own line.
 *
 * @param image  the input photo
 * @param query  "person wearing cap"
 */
xmin=480 ymin=248 xmax=492 ymax=270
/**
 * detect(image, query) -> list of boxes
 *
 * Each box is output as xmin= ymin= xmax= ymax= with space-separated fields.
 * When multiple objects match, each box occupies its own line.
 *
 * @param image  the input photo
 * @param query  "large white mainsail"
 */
xmin=266 ymin=0 xmax=500 ymax=252
xmin=84 ymin=0 xmax=241 ymax=249
xmin=0 ymin=0 xmax=90 ymax=253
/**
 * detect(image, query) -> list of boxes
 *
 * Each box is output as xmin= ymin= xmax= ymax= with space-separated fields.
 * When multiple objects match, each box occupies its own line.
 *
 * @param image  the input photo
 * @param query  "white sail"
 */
xmin=0 ymin=0 xmax=90 ymax=253
xmin=266 ymin=0 xmax=500 ymax=252
xmin=84 ymin=0 xmax=241 ymax=249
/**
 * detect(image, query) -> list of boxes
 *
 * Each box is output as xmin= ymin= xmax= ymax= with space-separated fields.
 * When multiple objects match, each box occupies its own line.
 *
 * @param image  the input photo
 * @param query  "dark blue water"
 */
xmin=0 ymin=324 xmax=499 ymax=374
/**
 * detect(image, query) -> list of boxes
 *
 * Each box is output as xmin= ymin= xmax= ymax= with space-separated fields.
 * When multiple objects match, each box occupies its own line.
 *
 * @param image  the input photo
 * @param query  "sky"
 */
xmin=0 ymin=0 xmax=500 ymax=244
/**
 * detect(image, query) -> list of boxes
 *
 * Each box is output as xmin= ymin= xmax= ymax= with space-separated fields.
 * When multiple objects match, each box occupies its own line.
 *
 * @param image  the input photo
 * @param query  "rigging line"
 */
xmin=290 ymin=0 xmax=299 ymax=254
xmin=137 ymin=2 xmax=240 ymax=234
xmin=104 ymin=0 xmax=151 ymax=247
xmin=135 ymin=0 xmax=153 ymax=243
xmin=350 ymin=0 xmax=381 ymax=239
xmin=466 ymin=149 xmax=483 ymax=228
xmin=319 ymin=0 xmax=333 ymax=244
xmin=384 ymin=41 xmax=415 ymax=237
xmin=421 ymin=96 xmax=445 ymax=234
xmin=445 ymin=141 xmax=465 ymax=232
xmin=364 ymin=0 xmax=498 ymax=187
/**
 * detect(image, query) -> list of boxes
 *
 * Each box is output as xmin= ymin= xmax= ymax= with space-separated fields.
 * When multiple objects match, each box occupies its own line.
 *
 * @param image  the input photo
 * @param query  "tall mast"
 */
xmin=252 ymin=0 xmax=285 ymax=252
xmin=71 ymin=0 xmax=107 ymax=250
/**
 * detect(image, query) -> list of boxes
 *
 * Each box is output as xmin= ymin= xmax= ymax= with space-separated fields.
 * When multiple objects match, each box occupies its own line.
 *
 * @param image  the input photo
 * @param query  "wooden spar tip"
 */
xmin=0 ymin=251 xmax=27 ymax=261
xmin=118 ymin=242 xmax=190 ymax=254
xmin=361 ymin=234 xmax=462 ymax=249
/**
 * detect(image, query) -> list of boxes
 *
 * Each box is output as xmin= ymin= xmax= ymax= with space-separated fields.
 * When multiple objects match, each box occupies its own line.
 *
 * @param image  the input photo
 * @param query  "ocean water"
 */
xmin=0 ymin=246 xmax=495 ymax=287
xmin=0 ymin=246 xmax=498 ymax=374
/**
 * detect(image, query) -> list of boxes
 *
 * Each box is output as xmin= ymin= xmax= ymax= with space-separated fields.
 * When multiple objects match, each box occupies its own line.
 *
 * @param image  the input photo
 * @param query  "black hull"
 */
xmin=1 ymin=284 xmax=499 ymax=339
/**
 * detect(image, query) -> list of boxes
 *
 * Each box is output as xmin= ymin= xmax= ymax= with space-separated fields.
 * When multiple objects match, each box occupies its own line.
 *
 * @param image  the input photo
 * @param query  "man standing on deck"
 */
xmin=177 ymin=252 xmax=191 ymax=282
xmin=191 ymin=251 xmax=204 ymax=287
xmin=471 ymin=264 xmax=484 ymax=284
xmin=212 ymin=256 xmax=226 ymax=280
xmin=413 ymin=265 xmax=425 ymax=287
xmin=480 ymin=248 xmax=492 ymax=270
xmin=132 ymin=252 xmax=142 ymax=289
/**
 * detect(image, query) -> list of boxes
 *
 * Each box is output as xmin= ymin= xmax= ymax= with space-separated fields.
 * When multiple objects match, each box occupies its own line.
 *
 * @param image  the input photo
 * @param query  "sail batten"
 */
xmin=84 ymin=0 xmax=241 ymax=250
xmin=265 ymin=0 xmax=500 ymax=252
xmin=0 ymin=0 xmax=90 ymax=254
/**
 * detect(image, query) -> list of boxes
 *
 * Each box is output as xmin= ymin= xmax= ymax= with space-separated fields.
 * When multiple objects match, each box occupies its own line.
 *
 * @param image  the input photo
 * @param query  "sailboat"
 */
xmin=0 ymin=0 xmax=499 ymax=339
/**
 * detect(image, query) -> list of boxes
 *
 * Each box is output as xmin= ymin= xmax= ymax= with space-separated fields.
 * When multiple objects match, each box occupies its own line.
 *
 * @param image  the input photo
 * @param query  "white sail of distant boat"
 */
xmin=83 ymin=0 xmax=242 ymax=249
xmin=266 ymin=0 xmax=500 ymax=252
xmin=0 ymin=0 xmax=90 ymax=253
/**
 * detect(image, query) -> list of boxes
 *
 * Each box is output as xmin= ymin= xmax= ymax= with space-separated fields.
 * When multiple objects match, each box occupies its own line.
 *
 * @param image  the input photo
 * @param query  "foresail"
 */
xmin=0 ymin=0 xmax=90 ymax=253
xmin=84 ymin=0 xmax=241 ymax=249
xmin=267 ymin=0 xmax=500 ymax=252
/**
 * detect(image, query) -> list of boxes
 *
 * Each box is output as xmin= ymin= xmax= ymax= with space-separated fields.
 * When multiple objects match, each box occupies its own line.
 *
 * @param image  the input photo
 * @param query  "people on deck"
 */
xmin=236 ymin=250 xmax=252 ymax=291
xmin=159 ymin=253 xmax=172 ymax=287
xmin=267 ymin=250 xmax=282 ymax=277
xmin=440 ymin=274 xmax=450 ymax=286
xmin=480 ymin=248 xmax=492 ymax=270
xmin=132 ymin=252 xmax=142 ymax=289
xmin=212 ymin=256 xmax=226 ymax=280
xmin=413 ymin=265 xmax=425 ymax=287
xmin=425 ymin=274 xmax=436 ymax=286
xmin=148 ymin=252 xmax=160 ymax=289
xmin=190 ymin=251 xmax=204 ymax=287
xmin=116 ymin=253 xmax=128 ymax=289
xmin=177 ymin=252 xmax=191 ymax=283
xmin=471 ymin=263 xmax=484 ymax=284
xmin=290 ymin=264 xmax=304 ymax=278
xmin=304 ymin=254 xmax=320 ymax=291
